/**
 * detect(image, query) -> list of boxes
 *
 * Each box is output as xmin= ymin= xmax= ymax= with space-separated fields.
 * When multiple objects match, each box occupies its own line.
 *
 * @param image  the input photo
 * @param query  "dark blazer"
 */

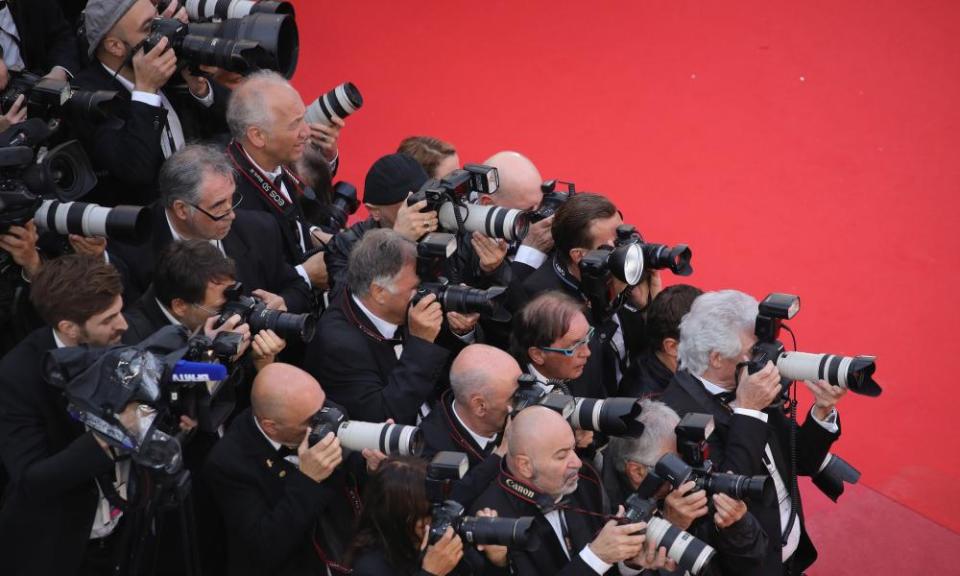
xmin=108 ymin=204 xmax=312 ymax=313
xmin=9 ymin=0 xmax=80 ymax=74
xmin=470 ymin=461 xmax=619 ymax=576
xmin=304 ymin=290 xmax=450 ymax=425
xmin=202 ymin=408 xmax=359 ymax=576
xmin=660 ymin=370 xmax=840 ymax=575
xmin=619 ymin=349 xmax=674 ymax=400
xmin=71 ymin=63 xmax=230 ymax=206
xmin=0 ymin=327 xmax=116 ymax=575
xmin=122 ymin=285 xmax=171 ymax=344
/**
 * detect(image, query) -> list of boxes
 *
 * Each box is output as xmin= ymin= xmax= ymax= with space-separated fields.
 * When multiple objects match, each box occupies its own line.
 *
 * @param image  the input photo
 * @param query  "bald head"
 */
xmin=450 ymin=344 xmax=521 ymax=401
xmin=252 ymin=363 xmax=325 ymax=426
xmin=507 ymin=405 xmax=581 ymax=497
xmin=483 ymin=151 xmax=543 ymax=211
xmin=508 ymin=405 xmax=572 ymax=459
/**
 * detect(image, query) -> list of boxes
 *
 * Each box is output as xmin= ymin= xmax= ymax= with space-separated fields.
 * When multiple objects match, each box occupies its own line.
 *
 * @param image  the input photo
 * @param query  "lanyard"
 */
xmin=227 ymin=140 xmax=305 ymax=216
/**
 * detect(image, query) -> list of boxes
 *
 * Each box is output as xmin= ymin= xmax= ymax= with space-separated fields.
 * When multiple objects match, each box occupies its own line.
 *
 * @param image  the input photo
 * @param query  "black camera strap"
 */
xmin=227 ymin=140 xmax=307 ymax=218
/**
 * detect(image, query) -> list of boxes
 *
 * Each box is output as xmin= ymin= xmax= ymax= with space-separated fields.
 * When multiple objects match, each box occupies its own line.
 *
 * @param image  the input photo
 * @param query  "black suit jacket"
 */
xmin=0 ymin=327 xmax=115 ymax=575
xmin=202 ymin=408 xmax=357 ymax=576
xmin=304 ymin=290 xmax=450 ymax=425
xmin=619 ymin=349 xmax=674 ymax=400
xmin=9 ymin=0 xmax=80 ymax=74
xmin=71 ymin=63 xmax=230 ymax=206
xmin=660 ymin=370 xmax=840 ymax=575
xmin=470 ymin=461 xmax=620 ymax=576
xmin=108 ymin=204 xmax=312 ymax=313
xmin=122 ymin=285 xmax=171 ymax=345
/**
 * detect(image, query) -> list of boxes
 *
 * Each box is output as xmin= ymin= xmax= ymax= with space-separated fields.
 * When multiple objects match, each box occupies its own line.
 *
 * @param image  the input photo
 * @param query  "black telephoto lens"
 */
xmin=458 ymin=516 xmax=539 ymax=551
xmin=179 ymin=35 xmax=271 ymax=74
xmin=642 ymin=243 xmax=693 ymax=276
xmin=703 ymin=472 xmax=775 ymax=505
xmin=249 ymin=306 xmax=317 ymax=342
xmin=190 ymin=13 xmax=299 ymax=77
xmin=570 ymin=397 xmax=644 ymax=437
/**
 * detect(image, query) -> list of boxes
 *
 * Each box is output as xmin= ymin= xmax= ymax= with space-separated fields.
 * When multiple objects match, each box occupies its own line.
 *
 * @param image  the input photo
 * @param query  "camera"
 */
xmin=407 ymin=166 xmax=528 ymax=241
xmin=142 ymin=17 xmax=273 ymax=75
xmin=305 ymin=82 xmax=363 ymax=127
xmin=0 ymin=71 xmax=121 ymax=124
xmin=512 ymin=375 xmax=645 ymax=437
xmin=527 ymin=179 xmax=575 ymax=222
xmin=307 ymin=405 xmax=423 ymax=456
xmin=747 ymin=293 xmax=882 ymax=397
xmin=655 ymin=452 xmax=775 ymax=505
xmin=326 ymin=181 xmax=359 ymax=231
xmin=187 ymin=12 xmax=299 ymax=77
xmin=425 ymin=452 xmax=538 ymax=550
xmin=621 ymin=493 xmax=716 ymax=576
xmin=580 ymin=224 xmax=646 ymax=287
xmin=182 ymin=0 xmax=294 ymax=20
xmin=612 ymin=224 xmax=694 ymax=277
xmin=812 ymin=452 xmax=861 ymax=502
xmin=674 ymin=412 xmax=714 ymax=468
xmin=214 ymin=282 xmax=317 ymax=342
xmin=412 ymin=280 xmax=510 ymax=322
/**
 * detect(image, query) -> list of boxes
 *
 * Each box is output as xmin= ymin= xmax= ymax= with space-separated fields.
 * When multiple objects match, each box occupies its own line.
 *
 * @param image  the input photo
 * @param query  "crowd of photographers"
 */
xmin=0 ymin=1 xmax=880 ymax=575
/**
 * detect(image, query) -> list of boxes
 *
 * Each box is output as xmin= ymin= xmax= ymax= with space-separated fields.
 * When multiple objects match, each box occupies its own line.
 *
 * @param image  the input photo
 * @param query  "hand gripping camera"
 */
xmin=307 ymin=405 xmax=423 ymax=456
xmin=214 ymin=282 xmax=317 ymax=342
xmin=621 ymin=493 xmax=716 ymax=576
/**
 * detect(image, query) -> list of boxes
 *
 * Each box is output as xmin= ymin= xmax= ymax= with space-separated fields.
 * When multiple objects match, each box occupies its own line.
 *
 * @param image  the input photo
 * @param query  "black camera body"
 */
xmin=307 ymin=405 xmax=424 ymax=455
xmin=528 ymin=179 xmax=576 ymax=222
xmin=142 ymin=17 xmax=272 ymax=75
xmin=512 ymin=375 xmax=645 ymax=437
xmin=215 ymin=282 xmax=317 ymax=342
xmin=327 ymin=181 xmax=359 ymax=231
xmin=412 ymin=280 xmax=509 ymax=322
xmin=656 ymin=452 xmax=775 ymax=505
xmin=0 ymin=71 xmax=121 ymax=124
xmin=621 ymin=492 xmax=716 ymax=575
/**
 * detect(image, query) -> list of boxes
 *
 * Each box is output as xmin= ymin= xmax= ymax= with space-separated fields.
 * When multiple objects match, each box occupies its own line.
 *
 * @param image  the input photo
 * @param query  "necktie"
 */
xmin=277 ymin=445 xmax=297 ymax=459
xmin=715 ymin=390 xmax=736 ymax=405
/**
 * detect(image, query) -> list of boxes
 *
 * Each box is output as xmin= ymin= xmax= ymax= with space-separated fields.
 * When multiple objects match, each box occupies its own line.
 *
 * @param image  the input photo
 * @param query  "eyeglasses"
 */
xmin=191 ymin=302 xmax=222 ymax=317
xmin=189 ymin=191 xmax=243 ymax=221
xmin=538 ymin=326 xmax=595 ymax=357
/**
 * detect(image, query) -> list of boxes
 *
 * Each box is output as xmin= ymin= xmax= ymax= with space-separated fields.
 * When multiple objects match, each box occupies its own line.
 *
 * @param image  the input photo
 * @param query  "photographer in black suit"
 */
xmin=0 ymin=255 xmax=133 ymax=575
xmin=73 ymin=0 xmax=229 ymax=205
xmin=660 ymin=290 xmax=846 ymax=575
xmin=203 ymin=362 xmax=380 ymax=576
xmin=305 ymin=228 xmax=455 ymax=425
xmin=108 ymin=144 xmax=312 ymax=313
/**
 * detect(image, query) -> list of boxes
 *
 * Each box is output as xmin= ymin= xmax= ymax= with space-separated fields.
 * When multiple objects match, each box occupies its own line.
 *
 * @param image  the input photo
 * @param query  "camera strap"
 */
xmin=227 ymin=141 xmax=306 ymax=219
xmin=340 ymin=289 xmax=403 ymax=345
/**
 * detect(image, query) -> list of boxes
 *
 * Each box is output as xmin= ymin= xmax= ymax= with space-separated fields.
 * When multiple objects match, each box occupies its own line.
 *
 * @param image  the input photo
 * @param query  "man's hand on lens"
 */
xmin=133 ymin=36 xmax=177 ymax=94
xmin=394 ymin=196 xmax=438 ymax=241
xmin=574 ymin=428 xmax=594 ymax=449
xmin=446 ymin=310 xmax=479 ymax=337
xmin=203 ymin=314 xmax=251 ymax=358
xmin=627 ymin=269 xmax=662 ymax=310
xmin=471 ymin=232 xmax=508 ymax=274
xmin=0 ymin=221 xmax=41 ymax=279
xmin=627 ymin=540 xmax=675 ymax=571
xmin=308 ymin=116 xmax=344 ymax=162
xmin=408 ymin=293 xmax=443 ymax=343
xmin=713 ymin=493 xmax=748 ymax=529
xmin=736 ymin=361 xmax=781 ymax=410
xmin=68 ymin=234 xmax=107 ymax=259
xmin=521 ymin=215 xmax=554 ymax=253
xmin=474 ymin=508 xmax=509 ymax=567
xmin=0 ymin=93 xmax=27 ymax=136
xmin=251 ymin=289 xmax=287 ymax=311
xmin=361 ymin=446 xmax=388 ymax=473
xmin=301 ymin=250 xmax=329 ymax=289
xmin=297 ymin=430 xmax=342 ymax=483
xmin=804 ymin=379 xmax=846 ymax=420
xmin=663 ymin=481 xmax=709 ymax=530
xmin=251 ymin=329 xmax=286 ymax=371
xmin=420 ymin=526 xmax=464 ymax=576
xmin=589 ymin=507 xmax=647 ymax=564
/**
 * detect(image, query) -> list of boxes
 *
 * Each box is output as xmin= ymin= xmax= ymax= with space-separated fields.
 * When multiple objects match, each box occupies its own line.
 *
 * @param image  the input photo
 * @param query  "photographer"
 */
xmin=349 ymin=456 xmax=508 ymax=576
xmin=0 ymin=255 xmax=132 ymax=575
xmin=305 ymin=228 xmax=470 ymax=425
xmin=398 ymin=135 xmax=460 ymax=178
xmin=108 ymin=144 xmax=312 ymax=313
xmin=226 ymin=70 xmax=340 ymax=289
xmin=74 ymin=0 xmax=230 ymax=205
xmin=604 ymin=400 xmax=767 ymax=575
xmin=660 ymin=290 xmax=845 ymax=575
xmin=0 ymin=0 xmax=80 ymax=86
xmin=620 ymin=284 xmax=702 ymax=399
xmin=470 ymin=406 xmax=670 ymax=576
xmin=203 ymin=363 xmax=381 ymax=576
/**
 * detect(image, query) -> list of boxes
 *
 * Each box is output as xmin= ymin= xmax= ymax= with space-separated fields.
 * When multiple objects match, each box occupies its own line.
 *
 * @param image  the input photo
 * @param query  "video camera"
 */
xmin=426 ymin=452 xmax=539 ymax=550
xmin=527 ymin=179 xmax=575 ymax=223
xmin=307 ymin=405 xmax=423 ymax=456
xmin=745 ymin=293 xmax=882 ymax=398
xmin=214 ymin=282 xmax=317 ymax=342
xmin=512 ymin=375 xmax=646 ymax=437
xmin=42 ymin=326 xmax=241 ymax=474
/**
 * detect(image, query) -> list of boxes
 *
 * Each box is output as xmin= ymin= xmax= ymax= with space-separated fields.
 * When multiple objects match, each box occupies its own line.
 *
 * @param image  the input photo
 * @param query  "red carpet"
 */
xmin=289 ymin=0 xmax=960 ymax=569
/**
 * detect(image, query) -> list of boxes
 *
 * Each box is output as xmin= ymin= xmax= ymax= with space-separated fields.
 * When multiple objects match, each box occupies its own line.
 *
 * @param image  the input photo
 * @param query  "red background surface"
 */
xmin=288 ymin=0 xmax=960 ymax=546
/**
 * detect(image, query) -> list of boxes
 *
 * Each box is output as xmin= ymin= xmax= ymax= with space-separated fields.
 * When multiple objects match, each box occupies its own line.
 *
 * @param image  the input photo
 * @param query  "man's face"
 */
xmin=434 ymin=153 xmax=461 ymax=178
xmin=181 ymin=171 xmax=237 ymax=240
xmin=378 ymin=261 xmax=420 ymax=325
xmin=261 ymin=85 xmax=309 ymax=165
xmin=109 ymin=0 xmax=158 ymax=57
xmin=493 ymin=184 xmax=542 ymax=212
xmin=179 ymin=278 xmax=233 ymax=331
xmin=271 ymin=387 xmax=326 ymax=447
xmin=368 ymin=201 xmax=404 ymax=229
xmin=79 ymin=295 xmax=128 ymax=346
xmin=537 ymin=312 xmax=593 ymax=381
xmin=719 ymin=329 xmax=758 ymax=388
xmin=529 ymin=425 xmax=582 ymax=498
xmin=481 ymin=371 xmax=520 ymax=432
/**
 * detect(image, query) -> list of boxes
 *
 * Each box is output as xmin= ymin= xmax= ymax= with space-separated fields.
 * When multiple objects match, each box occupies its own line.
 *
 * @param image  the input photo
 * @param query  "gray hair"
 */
xmin=346 ymin=228 xmax=417 ymax=298
xmin=676 ymin=290 xmax=758 ymax=376
xmin=226 ymin=70 xmax=293 ymax=140
xmin=609 ymin=400 xmax=680 ymax=473
xmin=158 ymin=144 xmax=235 ymax=209
xmin=450 ymin=367 xmax=491 ymax=403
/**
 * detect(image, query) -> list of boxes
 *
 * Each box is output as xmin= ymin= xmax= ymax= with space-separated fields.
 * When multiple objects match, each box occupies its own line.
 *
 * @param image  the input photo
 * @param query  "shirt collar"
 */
xmin=101 ymin=62 xmax=135 ymax=93
xmin=155 ymin=299 xmax=183 ymax=327
xmin=252 ymin=412 xmax=282 ymax=451
xmin=697 ymin=374 xmax=730 ymax=396
xmin=241 ymin=145 xmax=282 ymax=180
xmin=351 ymin=294 xmax=399 ymax=339
xmin=52 ymin=329 xmax=68 ymax=349
xmin=451 ymin=401 xmax=495 ymax=449
xmin=526 ymin=364 xmax=557 ymax=393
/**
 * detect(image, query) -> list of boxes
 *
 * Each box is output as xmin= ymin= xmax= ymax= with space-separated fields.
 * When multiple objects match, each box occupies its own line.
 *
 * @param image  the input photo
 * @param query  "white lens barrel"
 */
xmin=337 ymin=421 xmax=422 ymax=455
xmin=646 ymin=517 xmax=716 ymax=576
xmin=776 ymin=351 xmax=854 ymax=388
xmin=438 ymin=202 xmax=528 ymax=241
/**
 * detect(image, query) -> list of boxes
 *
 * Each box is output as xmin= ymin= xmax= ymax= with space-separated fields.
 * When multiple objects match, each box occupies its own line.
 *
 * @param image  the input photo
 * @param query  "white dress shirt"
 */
xmin=451 ymin=403 xmax=495 ymax=450
xmin=0 ymin=6 xmax=23 ymax=71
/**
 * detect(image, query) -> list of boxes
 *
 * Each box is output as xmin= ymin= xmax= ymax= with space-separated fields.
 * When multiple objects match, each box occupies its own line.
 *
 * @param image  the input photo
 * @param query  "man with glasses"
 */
xmin=109 ymin=144 xmax=313 ymax=314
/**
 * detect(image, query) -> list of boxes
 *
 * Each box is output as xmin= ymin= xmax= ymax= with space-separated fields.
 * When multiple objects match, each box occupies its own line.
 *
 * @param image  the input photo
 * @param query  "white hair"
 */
xmin=610 ymin=400 xmax=680 ymax=472
xmin=226 ymin=70 xmax=294 ymax=140
xmin=676 ymin=290 xmax=758 ymax=376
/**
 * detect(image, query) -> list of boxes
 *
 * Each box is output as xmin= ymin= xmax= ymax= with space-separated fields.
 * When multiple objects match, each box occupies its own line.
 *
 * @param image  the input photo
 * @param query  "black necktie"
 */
xmin=715 ymin=391 xmax=736 ymax=405
xmin=277 ymin=445 xmax=297 ymax=459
